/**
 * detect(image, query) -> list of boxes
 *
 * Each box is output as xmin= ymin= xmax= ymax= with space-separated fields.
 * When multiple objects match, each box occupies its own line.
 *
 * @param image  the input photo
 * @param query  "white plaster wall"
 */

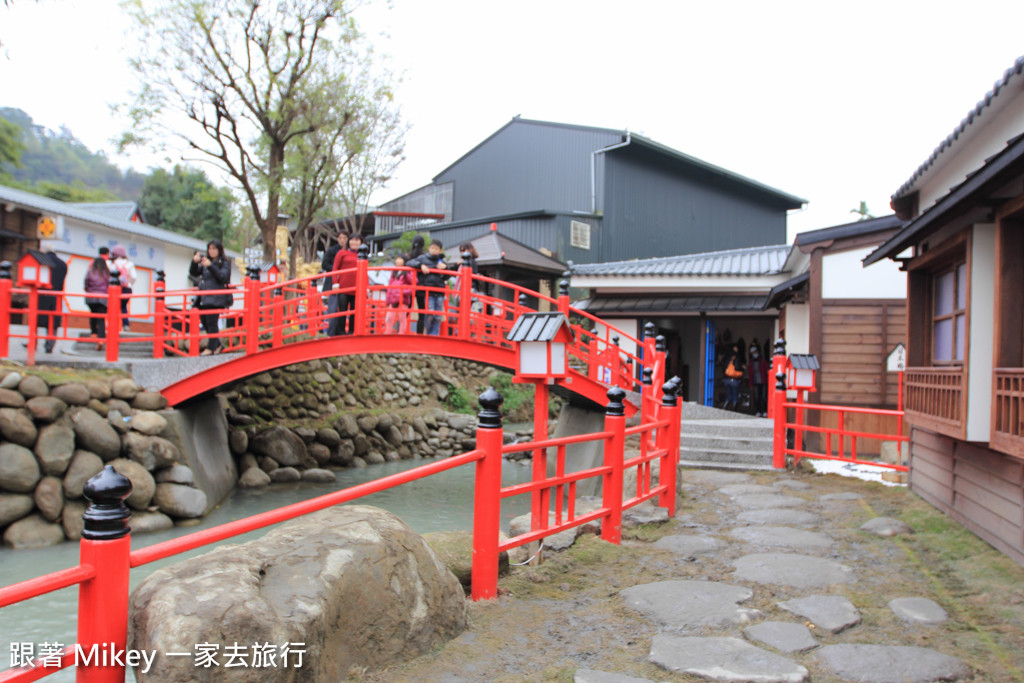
xmin=966 ymin=224 xmax=996 ymax=443
xmin=783 ymin=304 xmax=810 ymax=355
xmin=822 ymin=247 xmax=906 ymax=299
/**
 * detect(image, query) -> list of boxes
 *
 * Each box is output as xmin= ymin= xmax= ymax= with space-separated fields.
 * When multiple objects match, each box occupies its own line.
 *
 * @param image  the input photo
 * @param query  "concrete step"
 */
xmin=681 ymin=418 xmax=773 ymax=439
xmin=678 ymin=459 xmax=776 ymax=472
xmin=679 ymin=434 xmax=773 ymax=453
xmin=680 ymin=402 xmax=753 ymax=421
xmin=678 ymin=445 xmax=774 ymax=467
xmin=68 ymin=333 xmax=158 ymax=359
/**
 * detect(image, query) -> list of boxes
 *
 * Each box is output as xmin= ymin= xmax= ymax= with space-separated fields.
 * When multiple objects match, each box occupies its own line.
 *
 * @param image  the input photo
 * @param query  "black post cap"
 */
xmin=643 ymin=322 xmax=656 ymax=339
xmin=247 ymin=265 xmax=261 ymax=279
xmin=612 ymin=335 xmax=619 ymax=346
xmin=0 ymin=261 xmax=12 ymax=279
xmin=775 ymin=369 xmax=787 ymax=391
xmin=108 ymin=268 xmax=121 ymax=287
xmin=642 ymin=366 xmax=653 ymax=385
xmin=155 ymin=270 xmax=166 ymax=282
xmin=518 ymin=292 xmax=528 ymax=307
xmin=558 ymin=278 xmax=570 ymax=297
xmin=477 ymin=387 xmax=504 ymax=429
xmin=357 ymin=243 xmax=369 ymax=260
xmin=655 ymin=335 xmax=666 ymax=352
xmin=606 ymin=386 xmax=626 ymax=416
xmin=773 ymin=338 xmax=787 ymax=357
xmin=82 ymin=465 xmax=133 ymax=540
xmin=462 ymin=251 xmax=472 ymax=268
xmin=661 ymin=380 xmax=678 ymax=406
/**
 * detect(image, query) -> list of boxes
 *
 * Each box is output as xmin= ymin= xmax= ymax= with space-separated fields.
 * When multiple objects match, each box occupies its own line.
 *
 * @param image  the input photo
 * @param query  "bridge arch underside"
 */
xmin=160 ymin=336 xmax=632 ymax=414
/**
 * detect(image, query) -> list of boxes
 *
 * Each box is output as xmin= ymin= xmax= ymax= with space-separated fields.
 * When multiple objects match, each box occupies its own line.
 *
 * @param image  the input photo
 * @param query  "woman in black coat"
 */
xmin=189 ymin=239 xmax=232 ymax=355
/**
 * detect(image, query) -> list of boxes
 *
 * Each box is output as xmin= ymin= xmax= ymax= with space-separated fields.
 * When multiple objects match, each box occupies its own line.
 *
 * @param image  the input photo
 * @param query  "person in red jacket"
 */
xmin=330 ymin=232 xmax=362 ymax=336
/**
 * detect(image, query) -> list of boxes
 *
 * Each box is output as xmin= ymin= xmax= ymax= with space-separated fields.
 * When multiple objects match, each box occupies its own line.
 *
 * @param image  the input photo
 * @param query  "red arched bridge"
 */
xmin=0 ymin=253 xmax=661 ymax=412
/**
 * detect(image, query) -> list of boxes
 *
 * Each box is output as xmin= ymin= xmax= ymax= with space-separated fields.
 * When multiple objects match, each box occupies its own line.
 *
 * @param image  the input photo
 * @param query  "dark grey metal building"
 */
xmin=373 ymin=117 xmax=805 ymax=264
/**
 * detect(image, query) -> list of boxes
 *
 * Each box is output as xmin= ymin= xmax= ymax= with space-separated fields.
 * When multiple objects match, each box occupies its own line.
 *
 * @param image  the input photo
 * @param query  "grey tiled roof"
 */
xmin=69 ymin=201 xmax=140 ymax=222
xmin=893 ymin=54 xmax=1024 ymax=201
xmin=506 ymin=312 xmax=572 ymax=342
xmin=571 ymin=244 xmax=791 ymax=277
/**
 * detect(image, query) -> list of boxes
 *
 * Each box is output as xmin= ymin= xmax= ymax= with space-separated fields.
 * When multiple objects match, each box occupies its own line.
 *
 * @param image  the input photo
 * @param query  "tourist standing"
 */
xmin=330 ymin=232 xmax=362 ymax=336
xmin=36 ymin=249 xmax=67 ymax=353
xmin=321 ymin=231 xmax=347 ymax=334
xmin=722 ymin=344 xmax=745 ymax=411
xmin=407 ymin=239 xmax=448 ymax=336
xmin=189 ymin=239 xmax=232 ymax=355
xmin=83 ymin=256 xmax=109 ymax=346
xmin=385 ymin=255 xmax=415 ymax=333
xmin=110 ymin=245 xmax=136 ymax=330
xmin=748 ymin=343 xmax=770 ymax=417
xmin=407 ymin=235 xmax=426 ymax=333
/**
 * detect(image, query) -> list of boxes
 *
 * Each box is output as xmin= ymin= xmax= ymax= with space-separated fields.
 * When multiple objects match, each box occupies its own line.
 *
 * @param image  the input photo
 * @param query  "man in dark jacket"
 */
xmin=321 ymin=231 xmax=347 ymax=335
xmin=406 ymin=239 xmax=448 ymax=335
xmin=37 ymin=249 xmax=67 ymax=353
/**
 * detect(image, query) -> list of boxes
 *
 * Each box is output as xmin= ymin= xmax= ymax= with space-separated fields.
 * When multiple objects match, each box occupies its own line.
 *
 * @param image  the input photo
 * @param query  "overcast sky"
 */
xmin=3 ymin=0 xmax=1023 ymax=242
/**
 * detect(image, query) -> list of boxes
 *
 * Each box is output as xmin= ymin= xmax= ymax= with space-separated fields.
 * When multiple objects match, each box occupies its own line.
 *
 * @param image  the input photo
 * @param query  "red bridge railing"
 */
xmin=0 ymin=253 xmax=644 ymax=394
xmin=0 ymin=378 xmax=682 ymax=682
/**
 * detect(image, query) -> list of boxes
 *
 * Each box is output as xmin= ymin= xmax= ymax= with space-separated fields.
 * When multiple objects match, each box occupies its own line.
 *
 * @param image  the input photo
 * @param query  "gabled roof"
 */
xmin=794 ymin=215 xmax=906 ymax=248
xmin=571 ymin=244 xmax=791 ymax=277
xmin=69 ymin=201 xmax=142 ymax=223
xmin=506 ymin=312 xmax=573 ymax=342
xmin=865 ymin=131 xmax=1024 ymax=266
xmin=0 ymin=184 xmax=219 ymax=253
xmin=442 ymin=226 xmax=567 ymax=275
xmin=763 ymin=271 xmax=810 ymax=310
xmin=892 ymin=55 xmax=1024 ymax=202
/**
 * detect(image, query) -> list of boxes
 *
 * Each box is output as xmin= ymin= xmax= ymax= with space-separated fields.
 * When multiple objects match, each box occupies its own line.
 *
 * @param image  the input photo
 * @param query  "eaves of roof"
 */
xmin=865 ymin=131 xmax=1024 ymax=266
xmin=892 ymin=55 xmax=1024 ymax=202
xmin=578 ymin=294 xmax=769 ymax=315
xmin=794 ymin=215 xmax=906 ymax=248
xmin=0 ymin=184 xmax=238 ymax=256
xmin=369 ymin=210 xmax=598 ymax=244
xmin=571 ymin=244 xmax=792 ymax=278
xmin=623 ymin=135 xmax=807 ymax=209
xmin=763 ymin=271 xmax=810 ymax=310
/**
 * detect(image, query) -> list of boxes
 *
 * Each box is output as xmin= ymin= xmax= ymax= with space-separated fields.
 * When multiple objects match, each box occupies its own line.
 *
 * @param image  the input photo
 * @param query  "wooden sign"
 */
xmin=887 ymin=343 xmax=906 ymax=372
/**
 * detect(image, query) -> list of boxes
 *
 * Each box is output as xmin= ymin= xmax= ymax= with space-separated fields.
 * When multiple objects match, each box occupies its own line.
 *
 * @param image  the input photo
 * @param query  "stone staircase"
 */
xmin=67 ymin=332 xmax=163 ymax=359
xmin=678 ymin=402 xmax=775 ymax=471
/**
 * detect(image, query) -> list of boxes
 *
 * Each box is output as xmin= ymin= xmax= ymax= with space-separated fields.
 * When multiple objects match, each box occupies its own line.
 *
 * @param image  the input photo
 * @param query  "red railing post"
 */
xmin=768 ymin=338 xmax=787 ymax=420
xmin=188 ymin=306 xmax=201 ymax=357
xmin=304 ymin=281 xmax=317 ymax=340
xmin=531 ymin=382 xmax=549 ymax=534
xmin=602 ymin=386 xmax=626 ymax=544
xmin=458 ymin=253 xmax=472 ymax=340
xmin=25 ymin=285 xmax=39 ymax=366
xmin=652 ymin=334 xmax=667 ymax=407
xmin=152 ymin=271 xmax=165 ymax=359
xmin=471 ymin=388 xmax=504 ymax=601
xmin=245 ymin=268 xmax=260 ymax=354
xmin=772 ymin=369 xmax=788 ymax=469
xmin=0 ymin=263 xmax=11 ymax=358
xmin=354 ymin=244 xmax=369 ymax=336
xmin=76 ymin=465 xmax=133 ymax=683
xmin=105 ymin=274 xmax=122 ymax=363
xmin=271 ymin=284 xmax=284 ymax=348
xmin=658 ymin=378 xmax=681 ymax=517
xmin=557 ymin=274 xmax=570 ymax=317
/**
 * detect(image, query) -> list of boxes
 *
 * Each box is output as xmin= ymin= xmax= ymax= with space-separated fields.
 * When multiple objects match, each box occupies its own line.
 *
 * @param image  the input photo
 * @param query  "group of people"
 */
xmin=82 ymin=245 xmax=138 ymax=346
xmin=721 ymin=340 xmax=770 ymax=416
xmin=320 ymin=231 xmax=479 ymax=337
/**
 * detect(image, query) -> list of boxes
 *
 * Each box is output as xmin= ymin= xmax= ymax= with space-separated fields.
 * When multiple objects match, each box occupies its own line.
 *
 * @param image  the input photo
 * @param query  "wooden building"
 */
xmin=865 ymin=55 xmax=1024 ymax=564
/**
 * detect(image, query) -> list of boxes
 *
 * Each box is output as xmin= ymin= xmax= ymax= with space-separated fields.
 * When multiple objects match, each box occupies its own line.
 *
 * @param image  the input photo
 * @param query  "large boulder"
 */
xmin=0 ymin=388 xmax=25 ymax=408
xmin=152 ymin=483 xmax=207 ymax=519
xmin=0 ymin=493 xmax=35 ymax=527
xmin=3 ymin=513 xmax=65 ymax=549
xmin=129 ymin=507 xmax=466 ymax=682
xmin=34 ymin=419 xmax=76 ymax=476
xmin=34 ymin=476 xmax=65 ymax=522
xmin=25 ymin=396 xmax=67 ymax=422
xmin=50 ymin=383 xmax=91 ymax=406
xmin=70 ymin=408 xmax=121 ymax=460
xmin=110 ymin=459 xmax=156 ymax=511
xmin=250 ymin=426 xmax=309 ymax=468
xmin=0 ymin=443 xmax=42 ymax=493
xmin=17 ymin=375 xmax=49 ymax=398
xmin=0 ymin=408 xmax=38 ymax=447
xmin=62 ymin=499 xmax=87 ymax=541
xmin=63 ymin=450 xmax=105 ymax=499
xmin=122 ymin=432 xmax=180 ymax=471
xmin=130 ymin=411 xmax=168 ymax=436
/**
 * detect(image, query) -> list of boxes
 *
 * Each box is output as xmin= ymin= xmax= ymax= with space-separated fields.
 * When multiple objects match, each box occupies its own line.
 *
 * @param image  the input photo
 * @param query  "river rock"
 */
xmin=3 ymin=513 xmax=66 ymax=548
xmin=34 ymin=420 xmax=75 ymax=475
xmin=129 ymin=506 xmax=467 ymax=680
xmin=364 ymin=451 xmax=386 ymax=465
xmin=155 ymin=464 xmax=195 ymax=486
xmin=88 ymin=399 xmax=109 ymax=417
xmin=62 ymin=499 xmax=87 ymax=541
xmin=70 ymin=407 xmax=121 ymax=460
xmin=228 ymin=429 xmax=248 ymax=455
xmin=111 ymin=377 xmax=140 ymax=400
xmin=25 ymin=396 xmax=67 ymax=422
xmin=621 ymin=581 xmax=760 ymax=631
xmin=294 ymin=426 xmax=317 ymax=443
xmin=0 ymin=388 xmax=25 ymax=407
xmin=132 ymin=391 xmax=167 ymax=411
xmin=309 ymin=442 xmax=331 ymax=466
xmin=250 ymin=426 xmax=308 ymax=468
xmin=778 ymin=595 xmax=861 ymax=633
xmin=0 ymin=443 xmax=42 ymax=493
xmin=815 ymin=644 xmax=970 ymax=682
xmin=18 ymin=375 xmax=49 ymax=398
xmin=50 ymin=383 xmax=91 ymax=406
xmin=63 ymin=450 xmax=104 ymax=498
xmin=130 ymin=411 xmax=168 ymax=436
xmin=33 ymin=476 xmax=64 ymax=522
xmin=0 ymin=372 xmax=21 ymax=389
xmin=383 ymin=424 xmax=404 ymax=447
xmin=351 ymin=456 xmax=367 ymax=468
xmin=153 ymin=483 xmax=207 ymax=518
xmin=238 ymin=467 xmax=271 ymax=487
xmin=110 ymin=458 xmax=156 ymax=511
xmin=302 ymin=468 xmax=336 ymax=483
xmin=269 ymin=467 xmax=301 ymax=483
xmin=106 ymin=398 xmax=132 ymax=415
xmin=336 ymin=413 xmax=360 ymax=438
xmin=123 ymin=432 xmax=180 ymax=470
xmin=84 ymin=379 xmax=112 ymax=400
xmin=129 ymin=511 xmax=175 ymax=535
xmin=0 ymin=493 xmax=35 ymax=527
xmin=259 ymin=456 xmax=278 ymax=472
xmin=315 ymin=427 xmax=341 ymax=448
xmin=649 ymin=635 xmax=808 ymax=682
xmin=0 ymin=408 xmax=38 ymax=447
xmin=860 ymin=517 xmax=914 ymax=537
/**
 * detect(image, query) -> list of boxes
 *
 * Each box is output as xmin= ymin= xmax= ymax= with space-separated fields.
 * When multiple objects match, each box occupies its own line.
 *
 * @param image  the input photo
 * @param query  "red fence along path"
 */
xmin=0 ymin=378 xmax=682 ymax=683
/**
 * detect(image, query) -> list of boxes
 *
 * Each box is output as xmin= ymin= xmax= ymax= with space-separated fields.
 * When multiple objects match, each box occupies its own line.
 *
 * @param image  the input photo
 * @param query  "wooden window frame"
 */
xmin=930 ymin=259 xmax=967 ymax=366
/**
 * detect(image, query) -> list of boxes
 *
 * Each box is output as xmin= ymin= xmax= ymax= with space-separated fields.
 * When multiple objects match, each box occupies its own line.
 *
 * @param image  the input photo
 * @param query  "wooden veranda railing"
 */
xmin=904 ymin=366 xmax=966 ymax=439
xmin=992 ymin=368 xmax=1024 ymax=458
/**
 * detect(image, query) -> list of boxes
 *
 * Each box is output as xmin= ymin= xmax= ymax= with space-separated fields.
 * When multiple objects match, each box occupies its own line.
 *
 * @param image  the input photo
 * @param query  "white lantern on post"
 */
xmin=506 ymin=312 xmax=574 ymax=383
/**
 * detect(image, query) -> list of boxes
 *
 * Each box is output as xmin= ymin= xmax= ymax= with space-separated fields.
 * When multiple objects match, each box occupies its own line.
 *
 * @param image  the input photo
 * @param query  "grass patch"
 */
xmin=0 ymin=361 xmax=128 ymax=385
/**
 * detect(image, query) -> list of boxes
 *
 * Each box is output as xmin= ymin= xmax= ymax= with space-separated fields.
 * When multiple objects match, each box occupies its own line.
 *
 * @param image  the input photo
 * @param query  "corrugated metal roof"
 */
xmin=578 ymin=294 xmax=769 ymax=314
xmin=892 ymin=54 xmax=1024 ymax=201
xmin=506 ymin=312 xmax=571 ymax=341
xmin=0 ymin=184 xmax=231 ymax=254
xmin=571 ymin=244 xmax=791 ymax=277
xmin=794 ymin=215 xmax=905 ymax=247
xmin=69 ymin=202 xmax=141 ymax=222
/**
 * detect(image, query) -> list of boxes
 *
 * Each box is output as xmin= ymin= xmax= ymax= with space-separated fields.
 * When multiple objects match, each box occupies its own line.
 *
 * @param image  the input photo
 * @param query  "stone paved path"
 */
xmin=585 ymin=468 xmax=974 ymax=683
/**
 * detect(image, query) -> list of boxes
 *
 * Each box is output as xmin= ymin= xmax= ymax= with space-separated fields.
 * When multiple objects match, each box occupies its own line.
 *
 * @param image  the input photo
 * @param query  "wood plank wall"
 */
xmin=911 ymin=427 xmax=1024 ymax=566
xmin=820 ymin=300 xmax=906 ymax=406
